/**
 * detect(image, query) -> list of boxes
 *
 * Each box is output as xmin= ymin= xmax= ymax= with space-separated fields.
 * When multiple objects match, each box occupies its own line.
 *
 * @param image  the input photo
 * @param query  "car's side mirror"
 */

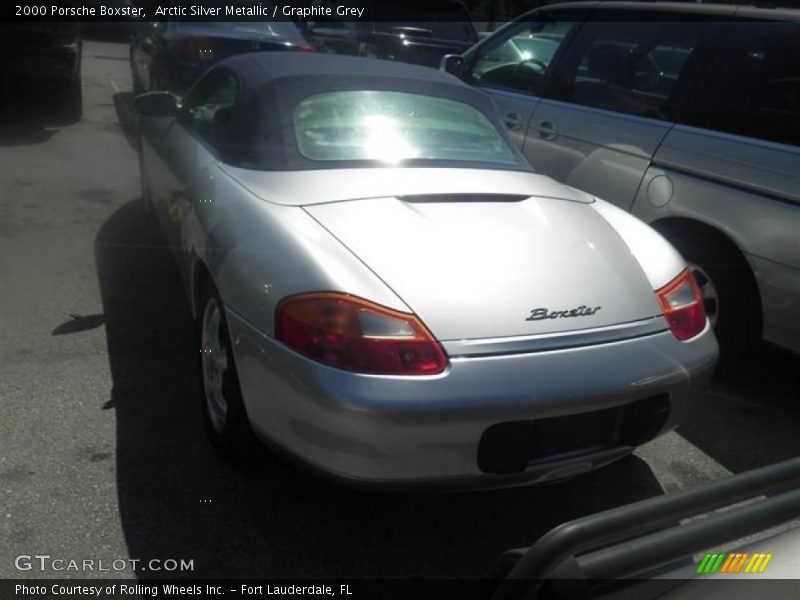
xmin=440 ymin=54 xmax=464 ymax=77
xmin=133 ymin=91 xmax=180 ymax=117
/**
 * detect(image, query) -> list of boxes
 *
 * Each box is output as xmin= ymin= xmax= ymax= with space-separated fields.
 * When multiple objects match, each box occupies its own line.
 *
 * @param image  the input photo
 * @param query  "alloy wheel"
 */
xmin=201 ymin=297 xmax=230 ymax=433
xmin=689 ymin=263 xmax=720 ymax=329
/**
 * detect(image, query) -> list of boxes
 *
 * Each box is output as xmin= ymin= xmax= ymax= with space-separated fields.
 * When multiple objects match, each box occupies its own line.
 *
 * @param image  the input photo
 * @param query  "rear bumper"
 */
xmin=228 ymin=311 xmax=717 ymax=489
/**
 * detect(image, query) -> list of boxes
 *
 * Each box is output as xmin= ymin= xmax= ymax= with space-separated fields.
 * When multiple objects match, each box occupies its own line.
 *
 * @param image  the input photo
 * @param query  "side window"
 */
xmin=466 ymin=17 xmax=578 ymax=96
xmin=552 ymin=20 xmax=702 ymax=120
xmin=679 ymin=21 xmax=800 ymax=146
xmin=180 ymin=72 xmax=239 ymax=152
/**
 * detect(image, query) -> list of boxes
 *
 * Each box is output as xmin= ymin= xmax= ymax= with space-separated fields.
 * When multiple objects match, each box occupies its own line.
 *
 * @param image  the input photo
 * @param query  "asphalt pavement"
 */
xmin=1 ymin=40 xmax=799 ymax=580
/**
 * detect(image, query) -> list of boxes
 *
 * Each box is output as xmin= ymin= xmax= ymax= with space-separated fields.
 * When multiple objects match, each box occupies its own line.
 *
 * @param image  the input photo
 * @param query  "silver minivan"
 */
xmin=443 ymin=1 xmax=800 ymax=362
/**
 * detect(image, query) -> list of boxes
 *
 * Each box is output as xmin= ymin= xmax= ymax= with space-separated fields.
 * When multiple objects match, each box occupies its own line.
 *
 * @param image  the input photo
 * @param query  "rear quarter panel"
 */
xmin=192 ymin=167 xmax=409 ymax=337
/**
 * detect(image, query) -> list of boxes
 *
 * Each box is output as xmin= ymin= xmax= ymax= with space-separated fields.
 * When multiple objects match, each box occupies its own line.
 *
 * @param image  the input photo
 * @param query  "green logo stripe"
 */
xmin=704 ymin=554 xmax=718 ymax=573
xmin=710 ymin=553 xmax=726 ymax=573
xmin=697 ymin=554 xmax=712 ymax=574
xmin=703 ymin=554 xmax=719 ymax=573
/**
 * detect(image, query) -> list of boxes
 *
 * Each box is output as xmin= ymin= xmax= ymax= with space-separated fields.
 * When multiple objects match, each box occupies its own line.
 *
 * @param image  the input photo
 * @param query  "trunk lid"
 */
xmin=225 ymin=167 xmax=592 ymax=207
xmin=305 ymin=195 xmax=662 ymax=341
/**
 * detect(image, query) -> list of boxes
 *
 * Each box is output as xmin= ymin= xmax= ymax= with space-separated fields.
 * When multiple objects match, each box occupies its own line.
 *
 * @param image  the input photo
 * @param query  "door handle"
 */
xmin=504 ymin=112 xmax=522 ymax=131
xmin=537 ymin=120 xmax=558 ymax=140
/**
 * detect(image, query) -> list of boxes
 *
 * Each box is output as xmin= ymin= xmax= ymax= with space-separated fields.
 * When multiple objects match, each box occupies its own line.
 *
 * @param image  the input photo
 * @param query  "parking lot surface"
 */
xmin=1 ymin=40 xmax=799 ymax=579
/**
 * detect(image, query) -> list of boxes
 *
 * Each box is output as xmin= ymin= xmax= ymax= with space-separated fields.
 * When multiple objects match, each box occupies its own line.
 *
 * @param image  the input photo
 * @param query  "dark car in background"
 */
xmin=130 ymin=19 xmax=313 ymax=94
xmin=299 ymin=0 xmax=478 ymax=67
xmin=0 ymin=21 xmax=83 ymax=122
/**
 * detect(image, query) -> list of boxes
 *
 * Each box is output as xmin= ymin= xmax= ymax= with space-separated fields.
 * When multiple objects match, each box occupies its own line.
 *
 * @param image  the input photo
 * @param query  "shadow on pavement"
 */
xmin=0 ymin=119 xmax=59 ymax=147
xmin=678 ymin=345 xmax=800 ymax=474
xmin=0 ymin=76 xmax=79 ymax=144
xmin=52 ymin=313 xmax=107 ymax=336
xmin=95 ymin=199 xmax=666 ymax=579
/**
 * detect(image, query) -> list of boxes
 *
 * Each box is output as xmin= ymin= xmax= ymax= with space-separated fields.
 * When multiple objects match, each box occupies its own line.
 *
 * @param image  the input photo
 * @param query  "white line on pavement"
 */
xmin=636 ymin=431 xmax=732 ymax=494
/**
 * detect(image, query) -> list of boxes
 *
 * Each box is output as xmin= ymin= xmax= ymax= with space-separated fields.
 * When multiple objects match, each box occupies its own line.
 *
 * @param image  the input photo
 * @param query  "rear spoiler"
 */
xmin=488 ymin=457 xmax=800 ymax=600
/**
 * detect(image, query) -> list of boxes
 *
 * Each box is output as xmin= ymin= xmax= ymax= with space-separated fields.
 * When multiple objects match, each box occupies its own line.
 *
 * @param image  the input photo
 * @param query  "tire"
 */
xmin=149 ymin=65 xmax=168 ymax=93
xmin=665 ymin=230 xmax=759 ymax=365
xmin=198 ymin=284 xmax=252 ymax=457
xmin=57 ymin=76 xmax=82 ymax=123
xmin=131 ymin=48 xmax=144 ymax=95
xmin=138 ymin=137 xmax=158 ymax=228
xmin=132 ymin=65 xmax=144 ymax=95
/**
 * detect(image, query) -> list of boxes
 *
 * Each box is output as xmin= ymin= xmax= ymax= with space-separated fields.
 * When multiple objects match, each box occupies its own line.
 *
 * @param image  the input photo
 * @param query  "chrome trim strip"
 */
xmin=442 ymin=317 xmax=668 ymax=357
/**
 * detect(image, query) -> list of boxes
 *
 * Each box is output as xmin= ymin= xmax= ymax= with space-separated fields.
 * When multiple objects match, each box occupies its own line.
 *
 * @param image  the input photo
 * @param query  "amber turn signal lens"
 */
xmin=656 ymin=269 xmax=707 ymax=341
xmin=276 ymin=293 xmax=447 ymax=375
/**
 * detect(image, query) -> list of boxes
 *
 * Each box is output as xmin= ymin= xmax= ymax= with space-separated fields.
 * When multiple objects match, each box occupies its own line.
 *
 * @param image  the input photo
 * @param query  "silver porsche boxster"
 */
xmin=135 ymin=52 xmax=718 ymax=489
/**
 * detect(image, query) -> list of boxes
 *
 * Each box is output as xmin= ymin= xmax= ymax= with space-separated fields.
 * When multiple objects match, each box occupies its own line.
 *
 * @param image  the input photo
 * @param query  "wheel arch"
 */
xmin=650 ymin=217 xmax=751 ymax=269
xmin=650 ymin=216 xmax=764 ymax=339
xmin=190 ymin=259 xmax=215 ymax=321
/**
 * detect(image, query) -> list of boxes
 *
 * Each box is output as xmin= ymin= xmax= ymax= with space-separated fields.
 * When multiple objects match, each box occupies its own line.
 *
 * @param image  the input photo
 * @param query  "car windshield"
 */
xmin=294 ymin=91 xmax=519 ymax=166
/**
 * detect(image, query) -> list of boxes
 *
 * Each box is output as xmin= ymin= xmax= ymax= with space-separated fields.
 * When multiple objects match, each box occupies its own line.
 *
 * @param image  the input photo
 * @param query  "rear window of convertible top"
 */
xmin=293 ymin=90 xmax=520 ymax=166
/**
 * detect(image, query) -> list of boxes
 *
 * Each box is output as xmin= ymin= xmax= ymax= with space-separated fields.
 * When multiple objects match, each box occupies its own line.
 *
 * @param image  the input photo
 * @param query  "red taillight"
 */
xmin=276 ymin=293 xmax=447 ymax=375
xmin=656 ymin=269 xmax=707 ymax=341
xmin=297 ymin=42 xmax=316 ymax=53
xmin=175 ymin=36 xmax=215 ymax=61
